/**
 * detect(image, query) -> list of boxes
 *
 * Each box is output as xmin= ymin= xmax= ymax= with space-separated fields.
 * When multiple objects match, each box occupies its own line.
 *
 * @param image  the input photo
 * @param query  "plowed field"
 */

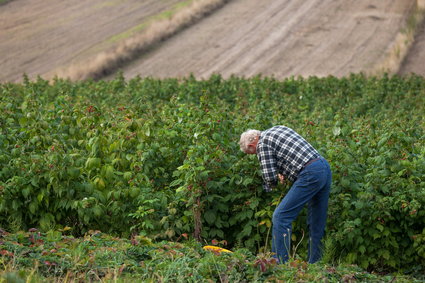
xmin=0 ymin=0 xmax=423 ymax=82
xmin=0 ymin=0 xmax=182 ymax=82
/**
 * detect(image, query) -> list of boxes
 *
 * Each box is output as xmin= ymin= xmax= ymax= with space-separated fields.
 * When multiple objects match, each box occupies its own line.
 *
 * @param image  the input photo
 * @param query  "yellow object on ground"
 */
xmin=203 ymin=245 xmax=233 ymax=253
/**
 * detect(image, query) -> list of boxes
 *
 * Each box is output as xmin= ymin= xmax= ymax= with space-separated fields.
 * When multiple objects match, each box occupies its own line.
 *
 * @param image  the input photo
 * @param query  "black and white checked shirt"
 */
xmin=257 ymin=126 xmax=320 ymax=192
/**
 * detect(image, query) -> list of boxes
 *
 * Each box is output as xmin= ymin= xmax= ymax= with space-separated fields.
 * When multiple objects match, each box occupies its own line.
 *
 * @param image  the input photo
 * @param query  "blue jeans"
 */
xmin=271 ymin=157 xmax=331 ymax=263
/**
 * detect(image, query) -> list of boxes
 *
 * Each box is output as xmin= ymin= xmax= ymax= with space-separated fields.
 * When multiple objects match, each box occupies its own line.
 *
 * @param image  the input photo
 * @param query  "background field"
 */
xmin=1 ymin=0 xmax=425 ymax=82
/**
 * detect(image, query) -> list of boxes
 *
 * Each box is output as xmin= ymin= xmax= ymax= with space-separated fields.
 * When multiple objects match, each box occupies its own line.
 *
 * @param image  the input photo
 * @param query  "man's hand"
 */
xmin=278 ymin=174 xmax=285 ymax=184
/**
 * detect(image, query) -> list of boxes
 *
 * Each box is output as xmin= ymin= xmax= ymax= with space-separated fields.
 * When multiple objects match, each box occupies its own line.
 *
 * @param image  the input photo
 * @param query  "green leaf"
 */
xmin=378 ymin=136 xmax=389 ymax=147
xmin=46 ymin=230 xmax=62 ymax=242
xmin=103 ymin=165 xmax=115 ymax=180
xmin=22 ymin=187 xmax=31 ymax=198
xmin=29 ymin=202 xmax=37 ymax=214
xmin=19 ymin=117 xmax=28 ymax=126
xmin=85 ymin=158 xmax=101 ymax=169
xmin=93 ymin=205 xmax=103 ymax=217
xmin=130 ymin=187 xmax=140 ymax=198
xmin=176 ymin=186 xmax=185 ymax=193
xmin=241 ymin=224 xmax=253 ymax=236
xmin=243 ymin=178 xmax=253 ymax=186
xmin=360 ymin=259 xmax=369 ymax=269
xmin=381 ymin=249 xmax=390 ymax=260
xmin=30 ymin=178 xmax=39 ymax=187
xmin=123 ymin=172 xmax=132 ymax=181
xmin=333 ymin=127 xmax=341 ymax=136
xmin=67 ymin=167 xmax=80 ymax=178
xmin=204 ymin=210 xmax=216 ymax=225
xmin=37 ymin=193 xmax=44 ymax=203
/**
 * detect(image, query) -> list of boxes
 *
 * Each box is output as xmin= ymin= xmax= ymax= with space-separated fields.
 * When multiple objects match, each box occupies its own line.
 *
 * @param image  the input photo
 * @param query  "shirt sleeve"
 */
xmin=257 ymin=143 xmax=278 ymax=192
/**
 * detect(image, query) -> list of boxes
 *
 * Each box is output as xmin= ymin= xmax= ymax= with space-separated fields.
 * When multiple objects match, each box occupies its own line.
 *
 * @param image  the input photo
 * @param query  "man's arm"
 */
xmin=257 ymin=143 xmax=278 ymax=192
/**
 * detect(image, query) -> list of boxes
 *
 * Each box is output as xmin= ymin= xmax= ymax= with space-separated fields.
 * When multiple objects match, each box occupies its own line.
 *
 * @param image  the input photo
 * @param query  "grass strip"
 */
xmin=55 ymin=0 xmax=231 ymax=81
xmin=369 ymin=0 xmax=425 ymax=75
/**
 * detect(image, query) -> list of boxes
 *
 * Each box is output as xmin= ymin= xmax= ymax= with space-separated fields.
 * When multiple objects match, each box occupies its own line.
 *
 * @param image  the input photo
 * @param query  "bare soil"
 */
xmin=399 ymin=19 xmax=425 ymax=76
xmin=122 ymin=0 xmax=416 ymax=79
xmin=0 ymin=0 xmax=422 ymax=82
xmin=0 ymin=0 xmax=182 ymax=82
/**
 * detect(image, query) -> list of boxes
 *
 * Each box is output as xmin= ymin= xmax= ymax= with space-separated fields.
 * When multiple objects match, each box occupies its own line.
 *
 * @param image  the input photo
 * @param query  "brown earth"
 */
xmin=0 ymin=0 xmax=423 ymax=82
xmin=399 ymin=19 xmax=425 ymax=76
xmin=122 ymin=0 xmax=417 ymax=79
xmin=0 ymin=0 xmax=182 ymax=82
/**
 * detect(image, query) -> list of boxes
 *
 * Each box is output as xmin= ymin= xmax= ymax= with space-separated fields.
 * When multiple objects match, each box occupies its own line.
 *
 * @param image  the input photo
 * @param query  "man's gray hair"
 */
xmin=239 ymin=129 xmax=261 ymax=152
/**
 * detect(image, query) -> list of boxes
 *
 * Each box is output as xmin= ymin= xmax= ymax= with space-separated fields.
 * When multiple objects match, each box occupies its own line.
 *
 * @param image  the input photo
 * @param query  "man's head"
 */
xmin=239 ymin=129 xmax=261 ymax=154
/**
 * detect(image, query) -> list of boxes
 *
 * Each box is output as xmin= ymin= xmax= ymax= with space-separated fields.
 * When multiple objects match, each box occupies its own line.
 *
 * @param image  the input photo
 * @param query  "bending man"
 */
xmin=239 ymin=125 xmax=331 ymax=263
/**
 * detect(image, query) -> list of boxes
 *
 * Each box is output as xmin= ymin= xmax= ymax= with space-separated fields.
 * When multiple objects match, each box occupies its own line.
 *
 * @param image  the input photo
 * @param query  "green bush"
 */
xmin=0 ymin=73 xmax=424 ymax=272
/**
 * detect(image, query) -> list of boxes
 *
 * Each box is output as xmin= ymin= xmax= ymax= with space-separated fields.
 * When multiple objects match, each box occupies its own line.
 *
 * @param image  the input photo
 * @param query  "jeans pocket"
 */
xmin=304 ymin=171 xmax=324 ymax=184
xmin=299 ymin=163 xmax=325 ymax=185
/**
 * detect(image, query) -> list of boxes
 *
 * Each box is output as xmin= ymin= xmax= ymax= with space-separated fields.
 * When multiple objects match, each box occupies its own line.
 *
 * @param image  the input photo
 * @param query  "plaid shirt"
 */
xmin=257 ymin=126 xmax=320 ymax=192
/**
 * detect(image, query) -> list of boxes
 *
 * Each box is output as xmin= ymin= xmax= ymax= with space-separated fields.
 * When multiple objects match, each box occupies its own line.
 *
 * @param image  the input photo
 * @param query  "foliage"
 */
xmin=0 ymin=73 xmax=424 ymax=273
xmin=0 ymin=230 xmax=422 ymax=282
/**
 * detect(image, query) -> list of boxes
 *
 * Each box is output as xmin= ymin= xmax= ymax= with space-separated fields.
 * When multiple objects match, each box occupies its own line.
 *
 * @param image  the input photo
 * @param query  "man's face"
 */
xmin=245 ymin=136 xmax=259 ymax=155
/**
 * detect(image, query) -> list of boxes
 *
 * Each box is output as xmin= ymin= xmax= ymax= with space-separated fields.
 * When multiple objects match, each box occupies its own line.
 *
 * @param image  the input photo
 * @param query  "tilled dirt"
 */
xmin=0 ymin=0 xmax=182 ymax=82
xmin=122 ymin=0 xmax=416 ymax=79
xmin=399 ymin=19 xmax=425 ymax=76
xmin=0 ymin=0 xmax=422 ymax=82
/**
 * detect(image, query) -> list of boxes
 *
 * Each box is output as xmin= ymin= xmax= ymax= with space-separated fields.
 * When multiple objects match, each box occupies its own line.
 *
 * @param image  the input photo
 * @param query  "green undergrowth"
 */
xmin=0 ymin=73 xmax=424 ymax=275
xmin=0 ymin=230 xmax=422 ymax=282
